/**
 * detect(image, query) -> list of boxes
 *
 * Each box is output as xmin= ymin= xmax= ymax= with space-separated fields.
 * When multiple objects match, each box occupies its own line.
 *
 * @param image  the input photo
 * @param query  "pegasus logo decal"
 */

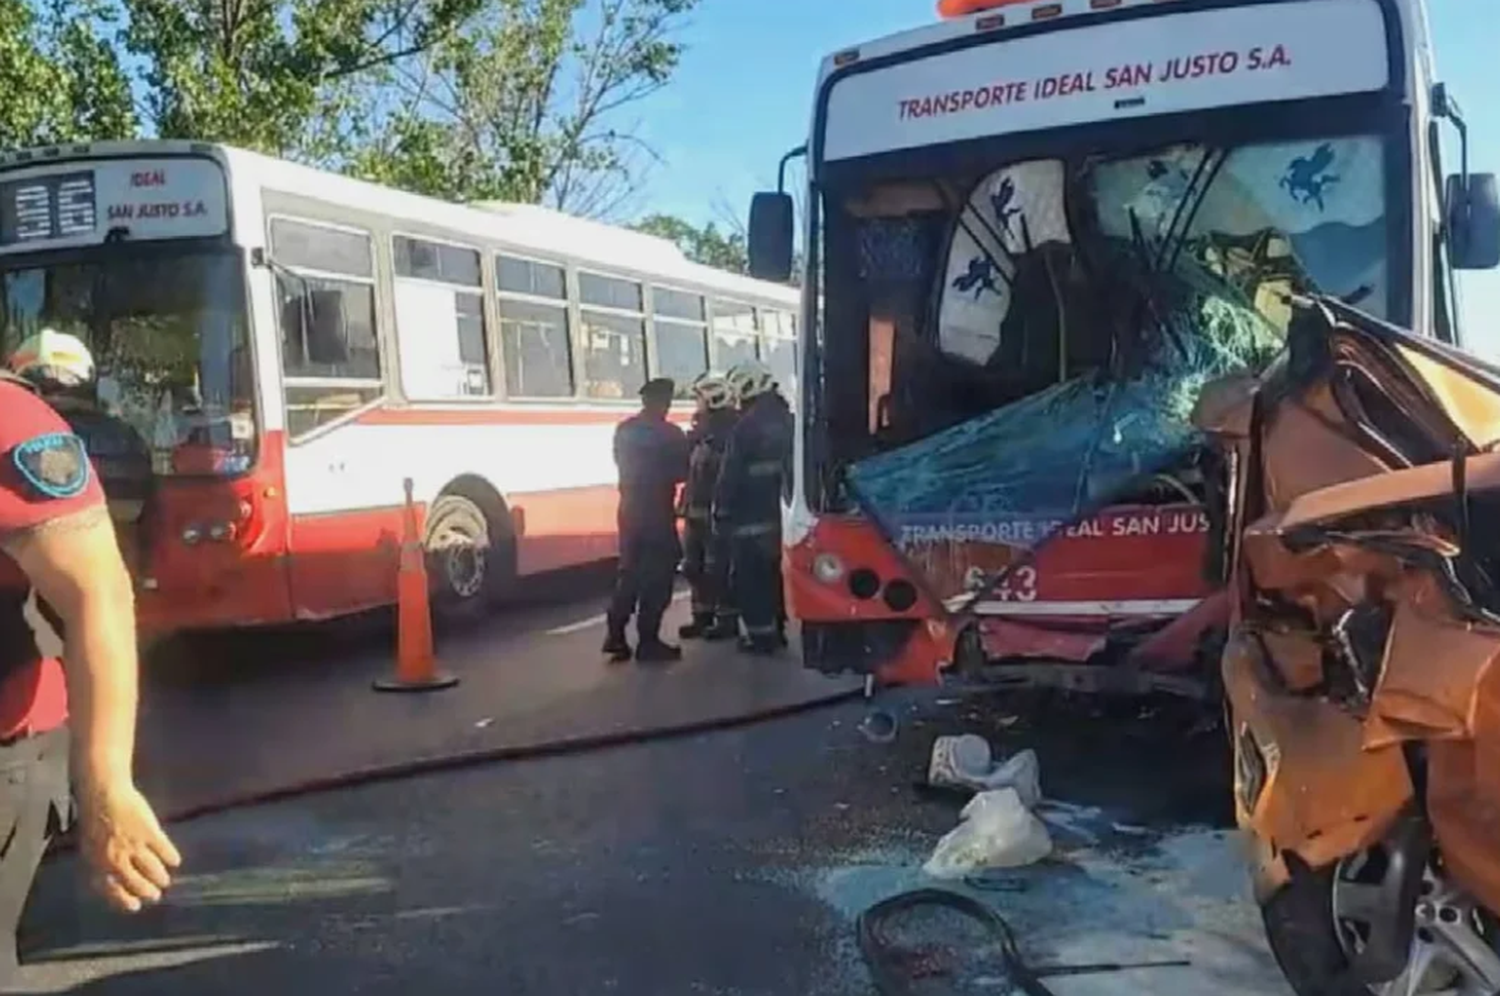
xmin=1281 ymin=143 xmax=1340 ymax=211
xmin=952 ymin=256 xmax=1002 ymax=301
xmin=989 ymin=176 xmax=1022 ymax=237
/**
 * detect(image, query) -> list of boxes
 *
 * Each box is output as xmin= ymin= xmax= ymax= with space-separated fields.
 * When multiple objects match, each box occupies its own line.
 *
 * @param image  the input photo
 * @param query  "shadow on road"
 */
xmin=143 ymin=561 xmax=621 ymax=689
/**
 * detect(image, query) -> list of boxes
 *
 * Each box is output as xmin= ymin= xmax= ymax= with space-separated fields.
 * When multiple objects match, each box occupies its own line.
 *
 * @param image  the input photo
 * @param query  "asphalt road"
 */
xmin=10 ymin=579 xmax=1288 ymax=996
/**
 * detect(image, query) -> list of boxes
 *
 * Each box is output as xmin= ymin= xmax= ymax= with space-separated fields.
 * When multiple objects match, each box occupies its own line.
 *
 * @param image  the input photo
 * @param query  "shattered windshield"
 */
xmin=936 ymin=136 xmax=1388 ymax=368
xmin=0 ymin=250 xmax=256 ymax=476
xmin=836 ymin=136 xmax=1390 ymax=587
xmin=1091 ymin=138 xmax=1388 ymax=325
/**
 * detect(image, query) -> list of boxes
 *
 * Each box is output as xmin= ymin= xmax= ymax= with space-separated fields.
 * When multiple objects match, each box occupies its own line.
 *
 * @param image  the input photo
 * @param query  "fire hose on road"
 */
xmin=857 ymin=888 xmax=1190 ymax=996
xmin=45 ymin=684 xmax=863 ymax=857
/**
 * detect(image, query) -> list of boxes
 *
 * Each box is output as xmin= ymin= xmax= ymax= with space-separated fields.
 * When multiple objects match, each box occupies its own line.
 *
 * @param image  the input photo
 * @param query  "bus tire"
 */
xmin=423 ymin=492 xmax=512 ymax=622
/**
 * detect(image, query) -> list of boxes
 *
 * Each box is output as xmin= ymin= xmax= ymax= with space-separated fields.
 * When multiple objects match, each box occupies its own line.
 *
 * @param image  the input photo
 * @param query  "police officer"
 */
xmin=0 ymin=339 xmax=180 ymax=985
xmin=10 ymin=330 xmax=154 ymax=531
xmin=677 ymin=373 xmax=739 ymax=641
xmin=717 ymin=360 xmax=794 ymax=656
xmin=604 ymin=377 xmax=690 ymax=663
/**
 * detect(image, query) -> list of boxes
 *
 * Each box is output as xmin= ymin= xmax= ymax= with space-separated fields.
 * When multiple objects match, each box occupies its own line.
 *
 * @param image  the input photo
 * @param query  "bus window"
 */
xmin=579 ymin=271 xmax=646 ymax=399
xmin=652 ymin=287 xmax=708 ymax=397
xmin=497 ymin=255 xmax=573 ymax=398
xmin=393 ymin=235 xmax=490 ymax=399
xmin=270 ymin=217 xmax=382 ymax=437
xmin=711 ymin=299 xmax=758 ymax=369
xmin=764 ymin=311 xmax=798 ymax=402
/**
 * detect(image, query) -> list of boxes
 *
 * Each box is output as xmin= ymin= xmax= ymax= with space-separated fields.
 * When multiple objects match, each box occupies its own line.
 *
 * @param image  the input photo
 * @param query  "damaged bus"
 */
xmin=746 ymin=0 xmax=1499 ymax=697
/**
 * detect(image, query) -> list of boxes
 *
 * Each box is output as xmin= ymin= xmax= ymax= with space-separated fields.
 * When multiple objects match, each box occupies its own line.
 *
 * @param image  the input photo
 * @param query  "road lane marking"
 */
xmin=545 ymin=590 xmax=689 ymax=636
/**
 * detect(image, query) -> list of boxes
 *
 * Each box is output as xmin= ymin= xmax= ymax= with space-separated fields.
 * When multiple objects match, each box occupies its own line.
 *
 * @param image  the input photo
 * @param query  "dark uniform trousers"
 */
xmin=0 ymin=588 xmax=74 ymax=985
xmin=682 ymin=512 xmax=731 ymax=622
xmin=606 ymin=527 xmax=681 ymax=642
xmin=731 ymin=526 xmax=783 ymax=641
xmin=680 ymin=409 xmax=737 ymax=629
xmin=0 ymin=727 xmax=71 ymax=981
xmin=716 ymin=394 xmax=793 ymax=646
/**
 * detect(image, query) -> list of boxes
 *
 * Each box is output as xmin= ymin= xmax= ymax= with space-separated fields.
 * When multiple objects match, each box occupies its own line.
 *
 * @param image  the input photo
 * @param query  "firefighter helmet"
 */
xmin=691 ymin=373 xmax=735 ymax=411
xmin=726 ymin=360 xmax=776 ymax=403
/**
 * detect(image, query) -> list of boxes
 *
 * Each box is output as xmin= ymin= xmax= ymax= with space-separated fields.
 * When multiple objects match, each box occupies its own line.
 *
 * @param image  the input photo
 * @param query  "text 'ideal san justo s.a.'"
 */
xmin=897 ymin=43 xmax=1293 ymax=120
xmin=106 ymin=169 xmax=210 ymax=222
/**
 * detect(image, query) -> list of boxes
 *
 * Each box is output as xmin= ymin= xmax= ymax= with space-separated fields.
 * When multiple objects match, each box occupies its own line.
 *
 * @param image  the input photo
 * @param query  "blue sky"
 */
xmin=631 ymin=0 xmax=1500 ymax=355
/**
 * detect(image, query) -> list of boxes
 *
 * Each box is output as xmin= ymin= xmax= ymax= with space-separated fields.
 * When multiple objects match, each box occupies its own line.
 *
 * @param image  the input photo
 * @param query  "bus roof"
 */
xmin=816 ymin=0 xmax=1420 ymax=86
xmin=0 ymin=138 xmax=797 ymax=306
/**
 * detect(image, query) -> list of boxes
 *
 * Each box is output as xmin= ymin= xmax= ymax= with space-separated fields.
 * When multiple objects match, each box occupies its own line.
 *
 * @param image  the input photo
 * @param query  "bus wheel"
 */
xmin=424 ymin=493 xmax=502 ymax=621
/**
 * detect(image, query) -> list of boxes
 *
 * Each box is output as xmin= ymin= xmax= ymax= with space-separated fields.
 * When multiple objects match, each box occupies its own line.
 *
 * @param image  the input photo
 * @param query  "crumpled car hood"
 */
xmin=1199 ymin=295 xmax=1500 ymax=913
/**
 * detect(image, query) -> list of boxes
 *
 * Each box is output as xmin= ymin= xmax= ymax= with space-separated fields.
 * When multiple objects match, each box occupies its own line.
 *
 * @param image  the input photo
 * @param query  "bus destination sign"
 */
xmin=821 ymin=0 xmax=1390 ymax=162
xmin=0 ymin=172 xmax=97 ymax=247
xmin=0 ymin=157 xmax=228 ymax=252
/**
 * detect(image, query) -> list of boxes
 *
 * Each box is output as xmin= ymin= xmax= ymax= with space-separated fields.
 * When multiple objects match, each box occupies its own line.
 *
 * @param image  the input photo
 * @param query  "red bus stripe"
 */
xmin=355 ymin=405 xmax=693 ymax=427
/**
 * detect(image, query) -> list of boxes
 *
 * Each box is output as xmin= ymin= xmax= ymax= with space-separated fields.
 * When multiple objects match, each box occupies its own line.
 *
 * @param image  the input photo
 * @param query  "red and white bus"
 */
xmin=0 ymin=141 xmax=800 ymax=638
xmin=747 ymin=0 xmax=1498 ymax=694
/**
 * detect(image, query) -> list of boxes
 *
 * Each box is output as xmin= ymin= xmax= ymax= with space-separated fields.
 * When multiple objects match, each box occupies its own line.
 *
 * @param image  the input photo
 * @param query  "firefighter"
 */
xmin=0 ymin=336 xmax=180 ymax=985
xmin=717 ymin=360 xmax=794 ymax=655
xmin=678 ymin=373 xmax=739 ymax=640
xmin=604 ymin=377 xmax=691 ymax=663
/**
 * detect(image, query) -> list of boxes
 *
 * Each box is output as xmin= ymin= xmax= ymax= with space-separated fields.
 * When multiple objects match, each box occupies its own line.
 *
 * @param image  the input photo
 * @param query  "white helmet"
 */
xmin=691 ymin=373 xmax=735 ymax=411
xmin=8 ymin=328 xmax=95 ymax=390
xmin=726 ymin=360 xmax=776 ymax=403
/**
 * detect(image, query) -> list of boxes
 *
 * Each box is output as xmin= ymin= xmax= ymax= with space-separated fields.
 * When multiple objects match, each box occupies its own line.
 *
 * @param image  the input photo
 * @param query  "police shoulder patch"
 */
xmin=12 ymin=432 xmax=91 ymax=499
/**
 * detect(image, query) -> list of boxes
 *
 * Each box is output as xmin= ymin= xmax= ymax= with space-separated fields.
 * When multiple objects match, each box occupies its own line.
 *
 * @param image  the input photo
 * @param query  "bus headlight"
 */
xmin=812 ymin=553 xmax=846 ymax=584
xmin=181 ymin=525 xmax=203 ymax=545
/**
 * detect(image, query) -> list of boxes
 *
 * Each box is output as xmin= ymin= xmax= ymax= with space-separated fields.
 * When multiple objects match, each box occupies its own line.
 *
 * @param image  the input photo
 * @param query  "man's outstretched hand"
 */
xmin=77 ymin=778 xmax=181 ymax=912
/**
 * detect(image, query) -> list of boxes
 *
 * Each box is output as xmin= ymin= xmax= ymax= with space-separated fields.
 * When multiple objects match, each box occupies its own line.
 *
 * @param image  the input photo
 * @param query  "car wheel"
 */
xmin=1263 ymin=848 xmax=1500 ymax=996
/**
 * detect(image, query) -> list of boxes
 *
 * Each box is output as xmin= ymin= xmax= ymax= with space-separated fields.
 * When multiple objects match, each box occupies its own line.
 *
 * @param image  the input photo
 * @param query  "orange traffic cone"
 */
xmin=374 ymin=478 xmax=460 ymax=693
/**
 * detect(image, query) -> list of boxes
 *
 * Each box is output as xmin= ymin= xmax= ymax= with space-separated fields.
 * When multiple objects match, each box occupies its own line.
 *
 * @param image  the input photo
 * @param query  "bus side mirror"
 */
xmin=748 ymin=192 xmax=795 ymax=283
xmin=1446 ymin=172 xmax=1500 ymax=270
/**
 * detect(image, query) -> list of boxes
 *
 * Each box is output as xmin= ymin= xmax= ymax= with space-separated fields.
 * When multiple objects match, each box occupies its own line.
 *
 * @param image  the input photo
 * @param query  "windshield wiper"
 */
xmin=1124 ymin=207 xmax=1185 ymax=368
xmin=1156 ymin=147 xmax=1229 ymax=275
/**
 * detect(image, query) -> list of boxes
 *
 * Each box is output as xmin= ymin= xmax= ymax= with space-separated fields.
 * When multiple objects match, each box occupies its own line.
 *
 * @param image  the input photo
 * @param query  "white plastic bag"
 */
xmin=923 ymin=788 xmax=1053 ymax=879
xmin=928 ymin=737 xmax=1044 ymax=810
xmin=979 ymin=749 xmax=1043 ymax=810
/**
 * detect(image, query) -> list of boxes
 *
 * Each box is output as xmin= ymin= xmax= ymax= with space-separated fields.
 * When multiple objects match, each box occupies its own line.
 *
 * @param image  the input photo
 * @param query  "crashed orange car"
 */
xmin=1197 ymin=293 xmax=1500 ymax=994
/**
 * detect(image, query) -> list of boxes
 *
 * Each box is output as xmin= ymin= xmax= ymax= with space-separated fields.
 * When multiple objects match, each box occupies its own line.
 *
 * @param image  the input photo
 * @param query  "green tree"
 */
xmin=0 ymin=0 xmax=135 ymax=148
xmin=345 ymin=0 xmax=698 ymax=216
xmin=632 ymin=213 xmax=747 ymax=273
xmin=122 ymin=0 xmax=482 ymax=155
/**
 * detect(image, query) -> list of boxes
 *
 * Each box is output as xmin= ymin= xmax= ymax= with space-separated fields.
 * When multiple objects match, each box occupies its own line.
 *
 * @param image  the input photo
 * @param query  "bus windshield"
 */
xmin=0 ymin=248 xmax=255 ymax=477
xmin=824 ymin=133 xmax=1392 ymax=526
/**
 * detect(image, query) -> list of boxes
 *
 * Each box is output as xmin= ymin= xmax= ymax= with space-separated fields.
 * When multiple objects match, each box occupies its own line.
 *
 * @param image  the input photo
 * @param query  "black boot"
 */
xmin=635 ymin=638 xmax=682 ymax=663
xmin=601 ymin=632 xmax=632 ymax=663
xmin=678 ymin=612 xmax=713 ymax=640
xmin=703 ymin=616 xmax=739 ymax=642
xmin=739 ymin=634 xmax=781 ymax=656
